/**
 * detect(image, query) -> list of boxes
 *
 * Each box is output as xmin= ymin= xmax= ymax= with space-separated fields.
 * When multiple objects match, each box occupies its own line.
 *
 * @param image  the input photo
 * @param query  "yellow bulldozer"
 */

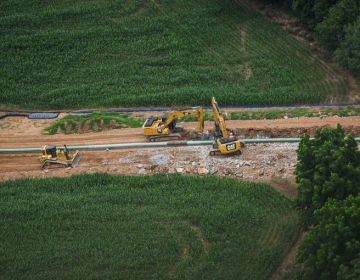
xmin=142 ymin=106 xmax=204 ymax=141
xmin=39 ymin=145 xmax=81 ymax=169
xmin=210 ymin=97 xmax=243 ymax=156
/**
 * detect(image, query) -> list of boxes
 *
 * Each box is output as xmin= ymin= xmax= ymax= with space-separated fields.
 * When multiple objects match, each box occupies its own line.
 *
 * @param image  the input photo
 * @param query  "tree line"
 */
xmin=294 ymin=125 xmax=360 ymax=279
xmin=263 ymin=0 xmax=360 ymax=77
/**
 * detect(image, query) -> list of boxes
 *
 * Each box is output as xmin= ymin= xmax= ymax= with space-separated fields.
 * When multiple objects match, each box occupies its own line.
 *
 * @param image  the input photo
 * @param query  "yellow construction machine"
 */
xmin=39 ymin=145 xmax=81 ymax=169
xmin=210 ymin=97 xmax=243 ymax=156
xmin=142 ymin=107 xmax=205 ymax=141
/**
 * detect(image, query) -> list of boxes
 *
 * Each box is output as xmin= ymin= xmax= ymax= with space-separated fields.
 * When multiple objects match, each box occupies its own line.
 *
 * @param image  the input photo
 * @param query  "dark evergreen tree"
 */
xmin=292 ymin=0 xmax=339 ymax=29
xmin=315 ymin=0 xmax=360 ymax=51
xmin=335 ymin=16 xmax=360 ymax=77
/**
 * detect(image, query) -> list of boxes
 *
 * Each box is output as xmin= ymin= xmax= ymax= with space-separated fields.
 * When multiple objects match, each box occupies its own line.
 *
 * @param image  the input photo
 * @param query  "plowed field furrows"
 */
xmin=0 ymin=0 xmax=349 ymax=109
xmin=0 ymin=173 xmax=299 ymax=280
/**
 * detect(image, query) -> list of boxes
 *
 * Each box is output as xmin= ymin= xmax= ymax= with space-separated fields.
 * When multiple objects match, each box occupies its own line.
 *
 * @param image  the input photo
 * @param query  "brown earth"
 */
xmin=1 ymin=115 xmax=360 ymax=185
xmin=269 ymin=232 xmax=305 ymax=280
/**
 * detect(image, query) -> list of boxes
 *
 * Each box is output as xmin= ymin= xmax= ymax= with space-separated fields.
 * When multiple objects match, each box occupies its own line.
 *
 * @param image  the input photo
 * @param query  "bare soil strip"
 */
xmin=1 ymin=116 xmax=360 ymax=184
xmin=0 ymin=114 xmax=356 ymax=218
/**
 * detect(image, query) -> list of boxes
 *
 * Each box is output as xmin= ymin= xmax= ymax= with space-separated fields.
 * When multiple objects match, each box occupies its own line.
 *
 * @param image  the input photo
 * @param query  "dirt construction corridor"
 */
xmin=2 ymin=114 xmax=360 ymax=197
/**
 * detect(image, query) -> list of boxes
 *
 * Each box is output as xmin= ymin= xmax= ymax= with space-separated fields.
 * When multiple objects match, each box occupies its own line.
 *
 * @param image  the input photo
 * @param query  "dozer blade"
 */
xmin=71 ymin=153 xmax=81 ymax=168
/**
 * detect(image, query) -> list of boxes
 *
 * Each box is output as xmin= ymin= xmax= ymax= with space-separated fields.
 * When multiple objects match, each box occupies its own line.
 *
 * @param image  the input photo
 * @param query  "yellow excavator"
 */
xmin=142 ymin=106 xmax=204 ymax=141
xmin=210 ymin=97 xmax=242 ymax=156
xmin=39 ymin=145 xmax=81 ymax=169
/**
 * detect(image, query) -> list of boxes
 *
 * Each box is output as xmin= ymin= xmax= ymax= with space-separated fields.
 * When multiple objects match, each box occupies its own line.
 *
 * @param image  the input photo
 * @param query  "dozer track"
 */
xmin=149 ymin=133 xmax=181 ymax=142
xmin=41 ymin=160 xmax=70 ymax=169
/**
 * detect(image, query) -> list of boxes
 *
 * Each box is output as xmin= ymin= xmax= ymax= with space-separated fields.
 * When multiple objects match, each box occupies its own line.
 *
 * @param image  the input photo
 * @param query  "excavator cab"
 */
xmin=143 ymin=116 xmax=173 ymax=140
xmin=39 ymin=145 xmax=81 ymax=169
xmin=210 ymin=137 xmax=242 ymax=155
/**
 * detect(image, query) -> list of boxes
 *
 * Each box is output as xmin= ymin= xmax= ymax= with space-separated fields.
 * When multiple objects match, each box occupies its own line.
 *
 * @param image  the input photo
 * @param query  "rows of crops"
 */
xmin=0 ymin=173 xmax=299 ymax=280
xmin=0 ymin=0 xmax=347 ymax=109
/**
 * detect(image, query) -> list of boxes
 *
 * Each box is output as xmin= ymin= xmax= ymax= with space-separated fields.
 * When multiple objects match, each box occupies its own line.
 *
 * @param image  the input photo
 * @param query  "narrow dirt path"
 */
xmin=269 ymin=233 xmax=305 ymax=280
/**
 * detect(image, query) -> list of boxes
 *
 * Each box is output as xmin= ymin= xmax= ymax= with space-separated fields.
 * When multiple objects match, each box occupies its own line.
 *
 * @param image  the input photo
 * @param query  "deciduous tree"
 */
xmin=335 ymin=16 xmax=360 ymax=77
xmin=295 ymin=124 xmax=360 ymax=225
xmin=297 ymin=195 xmax=360 ymax=279
xmin=315 ymin=0 xmax=360 ymax=51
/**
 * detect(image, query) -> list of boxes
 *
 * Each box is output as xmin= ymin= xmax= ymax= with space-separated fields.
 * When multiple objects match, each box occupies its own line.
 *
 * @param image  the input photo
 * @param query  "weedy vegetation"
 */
xmin=0 ymin=173 xmax=299 ymax=280
xmin=0 ymin=0 xmax=348 ymax=109
xmin=44 ymin=106 xmax=360 ymax=134
xmin=228 ymin=106 xmax=360 ymax=120
xmin=159 ymin=106 xmax=360 ymax=122
xmin=44 ymin=112 xmax=145 ymax=134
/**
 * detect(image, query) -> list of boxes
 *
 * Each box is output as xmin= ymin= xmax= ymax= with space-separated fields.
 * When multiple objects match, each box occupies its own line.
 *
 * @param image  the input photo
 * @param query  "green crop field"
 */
xmin=0 ymin=173 xmax=299 ymax=279
xmin=0 ymin=0 xmax=348 ymax=109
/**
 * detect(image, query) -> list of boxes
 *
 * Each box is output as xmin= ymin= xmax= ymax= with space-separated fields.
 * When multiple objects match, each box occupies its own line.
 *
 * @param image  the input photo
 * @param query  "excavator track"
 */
xmin=209 ymin=149 xmax=242 ymax=156
xmin=149 ymin=133 xmax=181 ymax=142
xmin=209 ymin=149 xmax=222 ymax=156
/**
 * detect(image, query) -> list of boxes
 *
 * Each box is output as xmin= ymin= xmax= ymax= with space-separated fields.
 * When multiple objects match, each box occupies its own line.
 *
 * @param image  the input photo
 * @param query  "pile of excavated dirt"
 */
xmin=0 ymin=143 xmax=298 ymax=189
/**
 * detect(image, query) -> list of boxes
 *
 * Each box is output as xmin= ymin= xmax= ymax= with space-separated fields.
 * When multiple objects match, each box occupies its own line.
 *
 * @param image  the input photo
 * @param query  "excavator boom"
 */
xmin=210 ymin=97 xmax=242 ymax=155
xmin=211 ymin=97 xmax=228 ymax=139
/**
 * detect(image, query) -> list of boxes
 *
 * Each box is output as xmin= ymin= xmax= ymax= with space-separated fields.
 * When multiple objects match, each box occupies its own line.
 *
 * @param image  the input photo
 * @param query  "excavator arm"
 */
xmin=210 ymin=97 xmax=242 ymax=156
xmin=164 ymin=107 xmax=204 ymax=134
xmin=197 ymin=107 xmax=205 ymax=135
xmin=211 ymin=97 xmax=228 ymax=139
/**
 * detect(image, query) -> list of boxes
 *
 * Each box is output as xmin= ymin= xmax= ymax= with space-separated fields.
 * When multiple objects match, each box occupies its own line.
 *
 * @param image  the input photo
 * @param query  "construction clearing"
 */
xmin=2 ymin=109 xmax=360 ymax=186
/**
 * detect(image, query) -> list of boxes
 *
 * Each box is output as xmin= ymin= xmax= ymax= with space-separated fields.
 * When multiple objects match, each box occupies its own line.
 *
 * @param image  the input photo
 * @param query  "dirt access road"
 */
xmin=1 ymin=115 xmax=360 ymax=195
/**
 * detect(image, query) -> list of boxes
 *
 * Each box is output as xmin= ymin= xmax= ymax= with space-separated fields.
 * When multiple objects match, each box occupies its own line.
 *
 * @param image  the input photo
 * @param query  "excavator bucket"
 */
xmin=71 ymin=152 xmax=81 ymax=168
xmin=200 ymin=130 xmax=210 ymax=140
